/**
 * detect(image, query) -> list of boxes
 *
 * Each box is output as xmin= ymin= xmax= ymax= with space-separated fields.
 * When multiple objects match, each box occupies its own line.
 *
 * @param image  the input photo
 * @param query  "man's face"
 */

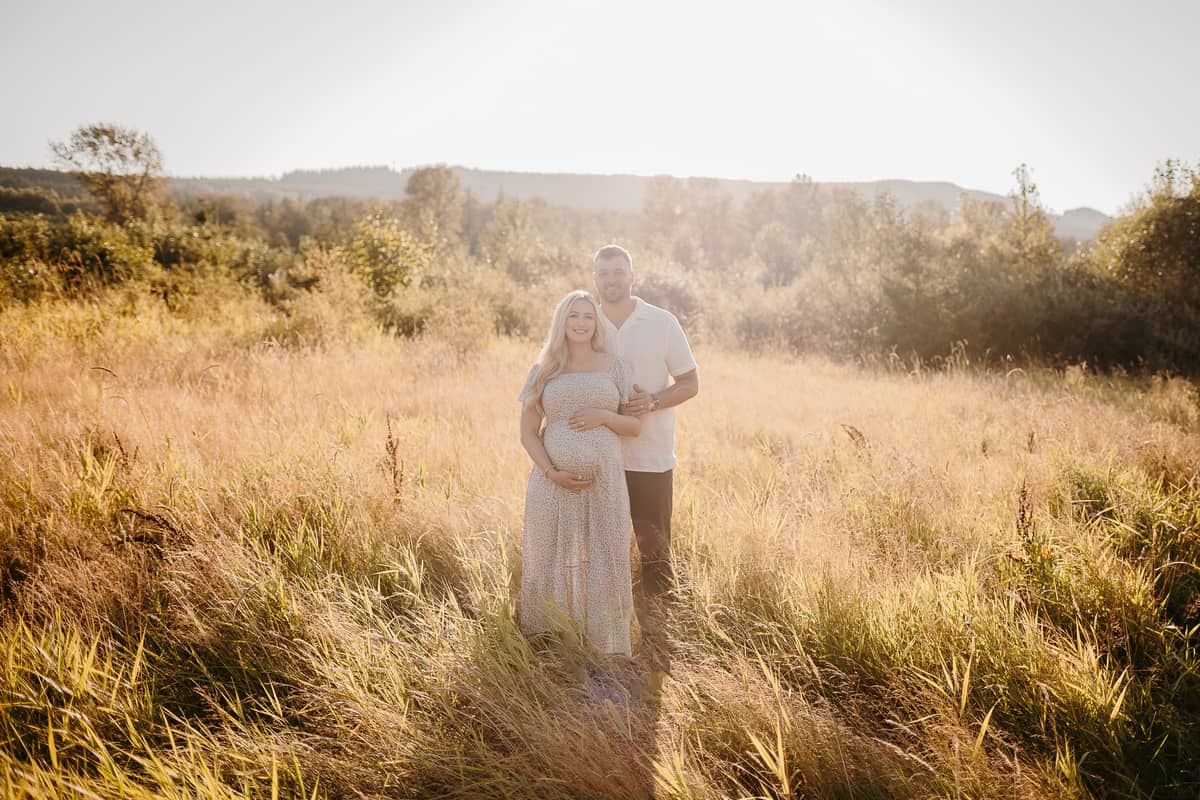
xmin=593 ymin=255 xmax=633 ymax=303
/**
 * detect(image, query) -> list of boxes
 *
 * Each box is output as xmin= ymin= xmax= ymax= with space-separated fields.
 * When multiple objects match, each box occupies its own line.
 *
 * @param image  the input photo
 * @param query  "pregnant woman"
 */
xmin=518 ymin=289 xmax=640 ymax=658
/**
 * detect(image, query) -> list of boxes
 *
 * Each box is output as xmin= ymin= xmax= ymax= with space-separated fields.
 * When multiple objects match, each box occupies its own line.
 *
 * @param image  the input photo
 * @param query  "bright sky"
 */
xmin=2 ymin=0 xmax=1196 ymax=216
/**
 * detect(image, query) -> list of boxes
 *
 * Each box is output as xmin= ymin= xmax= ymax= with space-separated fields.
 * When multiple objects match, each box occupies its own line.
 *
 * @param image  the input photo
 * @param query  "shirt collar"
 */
xmin=601 ymin=296 xmax=650 ymax=328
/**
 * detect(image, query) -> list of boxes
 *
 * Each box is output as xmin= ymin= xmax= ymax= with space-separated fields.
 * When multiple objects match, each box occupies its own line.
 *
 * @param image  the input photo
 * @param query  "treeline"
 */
xmin=628 ymin=164 xmax=1199 ymax=373
xmin=2 ymin=124 xmax=1198 ymax=373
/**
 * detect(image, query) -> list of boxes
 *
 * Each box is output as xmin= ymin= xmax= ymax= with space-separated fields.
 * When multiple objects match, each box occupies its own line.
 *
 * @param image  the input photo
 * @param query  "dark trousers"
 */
xmin=625 ymin=469 xmax=674 ymax=648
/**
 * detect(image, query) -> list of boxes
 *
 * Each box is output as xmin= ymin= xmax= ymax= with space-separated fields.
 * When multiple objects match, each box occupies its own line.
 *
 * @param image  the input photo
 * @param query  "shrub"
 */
xmin=0 ymin=213 xmax=158 ymax=293
xmin=341 ymin=210 xmax=433 ymax=298
xmin=0 ymin=258 xmax=62 ymax=304
xmin=1082 ymin=161 xmax=1200 ymax=371
xmin=0 ymin=186 xmax=63 ymax=216
xmin=633 ymin=258 xmax=703 ymax=332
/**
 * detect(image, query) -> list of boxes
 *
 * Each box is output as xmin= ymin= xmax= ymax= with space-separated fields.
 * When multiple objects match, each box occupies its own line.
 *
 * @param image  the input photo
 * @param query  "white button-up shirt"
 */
xmin=599 ymin=296 xmax=698 ymax=472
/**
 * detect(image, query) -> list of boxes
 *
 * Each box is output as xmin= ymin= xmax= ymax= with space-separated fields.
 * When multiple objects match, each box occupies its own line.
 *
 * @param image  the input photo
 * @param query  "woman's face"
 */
xmin=563 ymin=298 xmax=597 ymax=345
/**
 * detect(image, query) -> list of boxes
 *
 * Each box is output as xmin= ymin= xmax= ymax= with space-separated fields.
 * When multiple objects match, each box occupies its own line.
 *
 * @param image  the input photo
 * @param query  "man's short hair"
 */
xmin=593 ymin=244 xmax=632 ymax=271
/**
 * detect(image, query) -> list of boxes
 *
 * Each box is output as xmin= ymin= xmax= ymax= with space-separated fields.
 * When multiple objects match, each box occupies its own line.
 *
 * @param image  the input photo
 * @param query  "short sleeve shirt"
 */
xmin=598 ymin=296 xmax=698 ymax=472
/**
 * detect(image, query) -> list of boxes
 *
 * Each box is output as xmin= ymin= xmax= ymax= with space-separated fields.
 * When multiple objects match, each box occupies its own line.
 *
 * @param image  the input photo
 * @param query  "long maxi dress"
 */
xmin=517 ymin=355 xmax=635 ymax=657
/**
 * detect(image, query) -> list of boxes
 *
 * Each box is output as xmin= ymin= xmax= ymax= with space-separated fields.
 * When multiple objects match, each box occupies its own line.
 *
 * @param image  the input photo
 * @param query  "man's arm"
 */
xmin=621 ymin=369 xmax=699 ymax=416
xmin=620 ymin=310 xmax=699 ymax=416
xmin=654 ymin=369 xmax=698 ymax=410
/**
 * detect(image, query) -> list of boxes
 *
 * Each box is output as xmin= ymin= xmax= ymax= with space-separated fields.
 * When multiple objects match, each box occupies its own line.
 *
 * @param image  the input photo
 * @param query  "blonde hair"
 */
xmin=523 ymin=290 xmax=606 ymax=414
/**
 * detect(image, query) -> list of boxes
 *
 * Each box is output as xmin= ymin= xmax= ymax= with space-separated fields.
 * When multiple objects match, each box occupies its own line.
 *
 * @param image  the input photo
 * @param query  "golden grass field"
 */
xmin=2 ymin=289 xmax=1199 ymax=799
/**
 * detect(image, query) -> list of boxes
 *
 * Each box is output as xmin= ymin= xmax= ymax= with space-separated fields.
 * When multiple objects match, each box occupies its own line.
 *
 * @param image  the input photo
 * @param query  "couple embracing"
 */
xmin=517 ymin=244 xmax=699 ymax=673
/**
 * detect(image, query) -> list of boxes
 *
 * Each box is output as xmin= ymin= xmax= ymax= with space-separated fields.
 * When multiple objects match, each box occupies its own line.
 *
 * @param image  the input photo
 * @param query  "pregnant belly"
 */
xmin=543 ymin=423 xmax=618 ymax=479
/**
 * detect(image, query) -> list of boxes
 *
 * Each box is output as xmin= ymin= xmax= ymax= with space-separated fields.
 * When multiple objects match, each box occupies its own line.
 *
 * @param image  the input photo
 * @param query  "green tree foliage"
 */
xmin=1005 ymin=164 xmax=1062 ymax=273
xmin=778 ymin=174 xmax=824 ymax=240
xmin=872 ymin=201 xmax=952 ymax=354
xmin=6 ymin=151 xmax=1200 ymax=373
xmin=402 ymin=164 xmax=463 ymax=256
xmin=687 ymin=178 xmax=737 ymax=269
xmin=0 ymin=214 xmax=154 ymax=292
xmin=0 ymin=186 xmax=63 ymax=215
xmin=1083 ymin=160 xmax=1200 ymax=367
xmin=752 ymin=221 xmax=811 ymax=287
xmin=460 ymin=188 xmax=488 ymax=255
xmin=741 ymin=176 xmax=823 ymax=264
xmin=254 ymin=197 xmax=312 ymax=248
xmin=342 ymin=210 xmax=432 ymax=297
xmin=49 ymin=123 xmax=166 ymax=224
xmin=642 ymin=176 xmax=740 ymax=270
xmin=818 ymin=188 xmax=874 ymax=282
xmin=631 ymin=258 xmax=702 ymax=331
xmin=480 ymin=196 xmax=550 ymax=285
xmin=641 ymin=175 xmax=687 ymax=236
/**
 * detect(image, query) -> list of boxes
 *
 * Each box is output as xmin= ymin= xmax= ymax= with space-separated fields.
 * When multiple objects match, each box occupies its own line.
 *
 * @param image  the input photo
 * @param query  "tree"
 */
xmin=480 ymin=195 xmax=549 ymax=285
xmin=753 ymin=221 xmax=810 ymax=287
xmin=343 ymin=210 xmax=432 ymax=297
xmin=50 ymin=123 xmax=166 ymax=223
xmin=1084 ymin=160 xmax=1200 ymax=369
xmin=779 ymin=173 xmax=823 ymax=240
xmin=401 ymin=164 xmax=463 ymax=256
xmin=640 ymin=176 xmax=738 ymax=270
xmin=685 ymin=177 xmax=737 ymax=269
xmin=1089 ymin=160 xmax=1200 ymax=298
xmin=1006 ymin=163 xmax=1060 ymax=273
xmin=642 ymin=175 xmax=687 ymax=239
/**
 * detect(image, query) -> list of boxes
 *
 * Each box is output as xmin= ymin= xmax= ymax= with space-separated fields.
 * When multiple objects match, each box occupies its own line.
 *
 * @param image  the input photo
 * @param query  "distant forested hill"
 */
xmin=170 ymin=166 xmax=1014 ymax=214
xmin=0 ymin=165 xmax=1111 ymax=239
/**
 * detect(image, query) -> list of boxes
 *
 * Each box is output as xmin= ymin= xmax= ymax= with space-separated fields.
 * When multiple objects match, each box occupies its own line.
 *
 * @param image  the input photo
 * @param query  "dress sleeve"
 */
xmin=517 ymin=363 xmax=540 ymax=406
xmin=611 ymin=355 xmax=632 ymax=405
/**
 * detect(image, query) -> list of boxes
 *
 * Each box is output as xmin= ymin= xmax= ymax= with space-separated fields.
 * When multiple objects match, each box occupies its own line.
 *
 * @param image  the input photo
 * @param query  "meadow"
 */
xmin=2 ymin=285 xmax=1198 ymax=799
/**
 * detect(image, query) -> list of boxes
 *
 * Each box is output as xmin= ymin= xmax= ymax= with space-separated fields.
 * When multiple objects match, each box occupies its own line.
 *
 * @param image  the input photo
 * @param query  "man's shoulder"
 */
xmin=635 ymin=297 xmax=683 ymax=326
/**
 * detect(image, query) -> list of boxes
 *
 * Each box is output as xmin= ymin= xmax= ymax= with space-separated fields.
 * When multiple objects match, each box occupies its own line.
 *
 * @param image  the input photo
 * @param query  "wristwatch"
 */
xmin=649 ymin=393 xmax=661 ymax=411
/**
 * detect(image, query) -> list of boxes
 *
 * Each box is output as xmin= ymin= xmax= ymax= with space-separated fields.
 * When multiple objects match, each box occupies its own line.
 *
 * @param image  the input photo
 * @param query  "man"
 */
xmin=591 ymin=244 xmax=699 ymax=669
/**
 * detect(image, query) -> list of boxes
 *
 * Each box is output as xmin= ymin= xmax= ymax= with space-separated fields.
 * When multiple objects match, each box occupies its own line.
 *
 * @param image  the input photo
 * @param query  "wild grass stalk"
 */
xmin=1 ymin=292 xmax=1197 ymax=797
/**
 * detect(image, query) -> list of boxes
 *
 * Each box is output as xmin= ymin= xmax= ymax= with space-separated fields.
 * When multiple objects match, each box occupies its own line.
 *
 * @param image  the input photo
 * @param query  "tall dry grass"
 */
xmin=1 ymin=287 xmax=1198 ymax=798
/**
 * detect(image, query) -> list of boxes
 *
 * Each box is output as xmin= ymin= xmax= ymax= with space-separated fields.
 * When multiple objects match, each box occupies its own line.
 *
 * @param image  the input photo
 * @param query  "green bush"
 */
xmin=0 ymin=214 xmax=57 ymax=263
xmin=3 ymin=160 xmax=1198 ymax=373
xmin=125 ymin=218 xmax=247 ymax=271
xmin=0 ymin=258 xmax=62 ymax=303
xmin=341 ymin=211 xmax=432 ymax=298
xmin=632 ymin=258 xmax=703 ymax=332
xmin=0 ymin=214 xmax=155 ymax=291
xmin=1081 ymin=161 xmax=1200 ymax=371
xmin=0 ymin=186 xmax=63 ymax=216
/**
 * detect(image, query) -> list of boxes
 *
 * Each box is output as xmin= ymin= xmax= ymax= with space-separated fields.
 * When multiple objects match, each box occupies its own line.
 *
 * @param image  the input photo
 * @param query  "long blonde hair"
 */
xmin=523 ymin=290 xmax=607 ymax=414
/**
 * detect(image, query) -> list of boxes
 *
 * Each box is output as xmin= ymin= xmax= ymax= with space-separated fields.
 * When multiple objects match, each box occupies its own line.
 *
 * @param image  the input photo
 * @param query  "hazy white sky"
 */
xmin=2 ymin=0 xmax=1196 ymax=215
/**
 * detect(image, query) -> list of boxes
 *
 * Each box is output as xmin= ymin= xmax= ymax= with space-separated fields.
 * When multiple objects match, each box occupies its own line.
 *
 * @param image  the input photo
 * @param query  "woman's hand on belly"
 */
xmin=549 ymin=469 xmax=593 ymax=493
xmin=568 ymin=407 xmax=613 ymax=431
